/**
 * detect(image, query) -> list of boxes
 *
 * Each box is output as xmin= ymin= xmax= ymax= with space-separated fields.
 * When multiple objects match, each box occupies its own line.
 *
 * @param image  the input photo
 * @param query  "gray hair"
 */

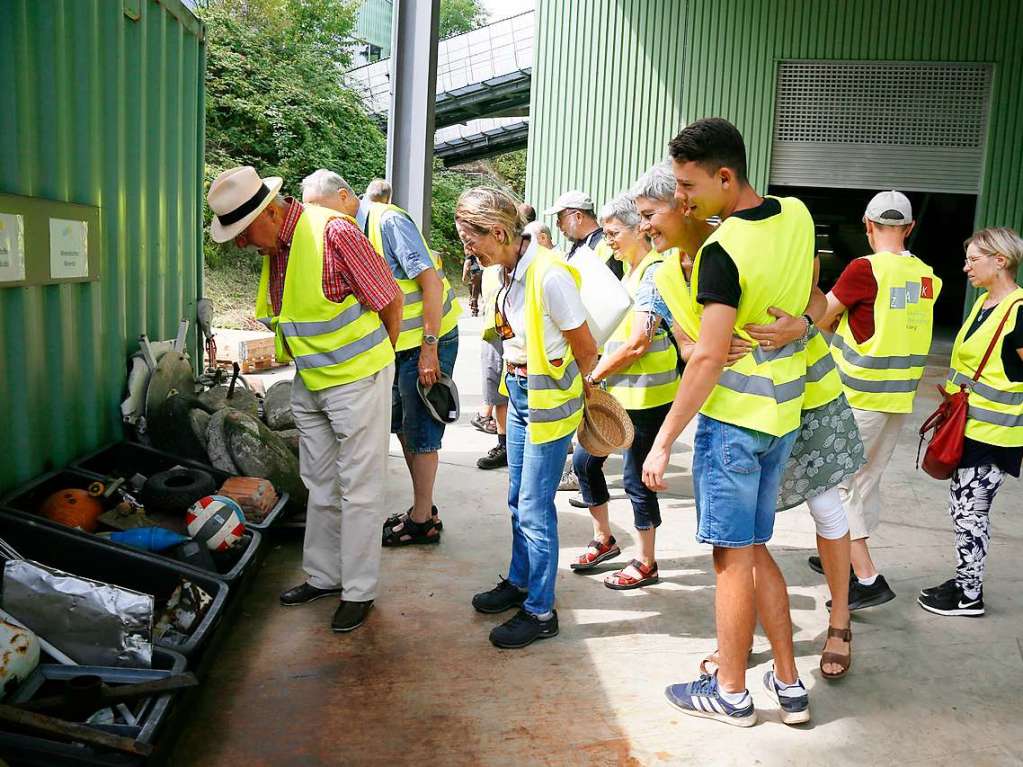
xmin=598 ymin=194 xmax=642 ymax=228
xmin=301 ymin=169 xmax=355 ymax=199
xmin=365 ymin=178 xmax=391 ymax=203
xmin=523 ymin=220 xmax=552 ymax=238
xmin=629 ymin=161 xmax=677 ymax=204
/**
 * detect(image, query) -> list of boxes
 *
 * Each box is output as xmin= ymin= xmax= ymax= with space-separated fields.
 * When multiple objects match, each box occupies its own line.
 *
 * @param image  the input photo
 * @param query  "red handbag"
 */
xmin=918 ymin=298 xmax=1023 ymax=479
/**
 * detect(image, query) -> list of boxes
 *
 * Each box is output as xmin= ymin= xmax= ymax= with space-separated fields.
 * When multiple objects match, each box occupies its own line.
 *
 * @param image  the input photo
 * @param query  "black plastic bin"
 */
xmin=0 ymin=647 xmax=187 ymax=767
xmin=0 ymin=469 xmax=262 ymax=585
xmin=71 ymin=441 xmax=289 ymax=530
xmin=0 ymin=510 xmax=226 ymax=660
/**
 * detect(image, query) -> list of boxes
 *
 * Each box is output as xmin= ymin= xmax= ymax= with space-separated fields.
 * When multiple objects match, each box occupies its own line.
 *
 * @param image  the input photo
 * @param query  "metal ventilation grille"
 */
xmin=770 ymin=61 xmax=993 ymax=193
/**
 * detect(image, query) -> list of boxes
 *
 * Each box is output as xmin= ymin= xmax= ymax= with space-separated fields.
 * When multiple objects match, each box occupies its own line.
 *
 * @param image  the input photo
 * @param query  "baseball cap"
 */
xmin=864 ymin=190 xmax=913 ymax=225
xmin=417 ymin=373 xmax=461 ymax=424
xmin=543 ymin=190 xmax=595 ymax=216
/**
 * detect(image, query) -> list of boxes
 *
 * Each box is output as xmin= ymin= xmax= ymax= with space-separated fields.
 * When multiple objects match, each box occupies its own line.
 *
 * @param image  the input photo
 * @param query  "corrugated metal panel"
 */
xmin=680 ymin=0 xmax=1023 ymax=235
xmin=0 ymin=0 xmax=205 ymax=493
xmin=770 ymin=61 xmax=993 ymax=193
xmin=524 ymin=0 xmax=687 ymax=245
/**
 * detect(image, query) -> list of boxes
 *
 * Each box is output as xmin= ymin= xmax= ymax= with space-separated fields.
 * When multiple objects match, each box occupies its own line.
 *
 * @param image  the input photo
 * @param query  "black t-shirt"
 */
xmin=959 ymin=303 xmax=1023 ymax=477
xmin=695 ymin=198 xmax=783 ymax=308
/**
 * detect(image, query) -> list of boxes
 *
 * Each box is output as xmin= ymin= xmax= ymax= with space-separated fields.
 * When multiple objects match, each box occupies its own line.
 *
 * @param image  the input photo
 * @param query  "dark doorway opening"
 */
xmin=769 ymin=185 xmax=976 ymax=334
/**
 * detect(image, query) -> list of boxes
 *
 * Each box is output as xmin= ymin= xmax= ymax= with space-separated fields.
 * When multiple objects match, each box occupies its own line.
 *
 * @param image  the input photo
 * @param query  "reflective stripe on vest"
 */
xmin=689 ymin=197 xmax=816 ymax=436
xmin=831 ymin=251 xmax=941 ymax=413
xmin=365 ymin=201 xmax=462 ymax=351
xmin=945 ymin=289 xmax=1023 ymax=447
xmin=802 ymin=328 xmax=843 ymax=409
xmin=525 ymin=248 xmax=585 ymax=443
xmin=604 ymin=250 xmax=679 ymax=409
xmin=255 ymin=205 xmax=395 ymax=391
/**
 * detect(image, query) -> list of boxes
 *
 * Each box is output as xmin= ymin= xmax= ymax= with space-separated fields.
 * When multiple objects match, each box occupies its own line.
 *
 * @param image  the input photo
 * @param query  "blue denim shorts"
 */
xmin=692 ymin=415 xmax=799 ymax=548
xmin=391 ymin=328 xmax=459 ymax=453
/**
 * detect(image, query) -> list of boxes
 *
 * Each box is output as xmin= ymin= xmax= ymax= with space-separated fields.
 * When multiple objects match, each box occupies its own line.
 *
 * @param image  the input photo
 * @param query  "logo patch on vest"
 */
xmin=921 ymin=277 xmax=934 ymax=299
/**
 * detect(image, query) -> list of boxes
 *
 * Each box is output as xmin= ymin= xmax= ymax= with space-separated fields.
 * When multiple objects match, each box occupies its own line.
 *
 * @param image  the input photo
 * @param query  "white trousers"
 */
xmin=291 ymin=365 xmax=394 ymax=601
xmin=838 ymin=408 xmax=907 ymax=540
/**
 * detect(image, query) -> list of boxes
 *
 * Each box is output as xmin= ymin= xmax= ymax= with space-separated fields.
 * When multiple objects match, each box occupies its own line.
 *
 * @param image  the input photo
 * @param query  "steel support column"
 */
xmin=386 ymin=0 xmax=440 ymax=235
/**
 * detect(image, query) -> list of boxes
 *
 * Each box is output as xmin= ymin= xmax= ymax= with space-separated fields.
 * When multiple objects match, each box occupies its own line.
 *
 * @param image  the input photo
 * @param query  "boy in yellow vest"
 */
xmin=812 ymin=191 xmax=941 ymax=610
xmin=643 ymin=119 xmax=814 ymax=727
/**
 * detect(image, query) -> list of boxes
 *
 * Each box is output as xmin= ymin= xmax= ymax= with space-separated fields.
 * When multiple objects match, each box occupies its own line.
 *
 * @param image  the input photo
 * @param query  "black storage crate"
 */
xmin=71 ymin=441 xmax=288 ymax=530
xmin=0 ymin=509 xmax=226 ymax=659
xmin=0 ymin=647 xmax=188 ymax=767
xmin=0 ymin=469 xmax=262 ymax=585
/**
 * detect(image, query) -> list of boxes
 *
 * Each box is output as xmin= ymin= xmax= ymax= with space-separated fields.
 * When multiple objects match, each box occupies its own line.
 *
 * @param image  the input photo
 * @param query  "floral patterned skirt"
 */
xmin=777 ymin=393 xmax=866 ymax=511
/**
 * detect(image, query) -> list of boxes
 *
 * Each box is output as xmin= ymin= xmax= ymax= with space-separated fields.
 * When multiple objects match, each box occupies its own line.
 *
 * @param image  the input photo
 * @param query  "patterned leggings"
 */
xmin=949 ymin=465 xmax=1005 ymax=593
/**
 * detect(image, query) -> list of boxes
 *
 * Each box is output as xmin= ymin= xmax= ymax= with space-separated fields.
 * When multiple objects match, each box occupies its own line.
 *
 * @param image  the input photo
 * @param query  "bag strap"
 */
xmin=973 ymin=298 xmax=1023 ymax=382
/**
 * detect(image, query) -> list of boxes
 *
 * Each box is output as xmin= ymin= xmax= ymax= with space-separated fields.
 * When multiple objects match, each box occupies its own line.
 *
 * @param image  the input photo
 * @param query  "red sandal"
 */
xmin=604 ymin=559 xmax=659 ymax=590
xmin=570 ymin=536 xmax=621 ymax=571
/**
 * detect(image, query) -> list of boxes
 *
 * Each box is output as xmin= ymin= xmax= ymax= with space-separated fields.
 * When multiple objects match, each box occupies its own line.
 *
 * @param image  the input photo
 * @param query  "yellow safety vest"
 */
xmin=604 ymin=250 xmax=679 ymax=410
xmin=689 ymin=196 xmax=815 ymax=436
xmin=946 ymin=288 xmax=1023 ymax=447
xmin=653 ymin=247 xmax=700 ymax=341
xmin=831 ymin=251 xmax=942 ymax=413
xmin=480 ymin=264 xmax=504 ymax=343
xmin=255 ymin=206 xmax=395 ymax=391
xmin=525 ymin=247 xmax=585 ymax=444
xmin=594 ymin=239 xmax=615 ymax=265
xmin=364 ymin=202 xmax=462 ymax=351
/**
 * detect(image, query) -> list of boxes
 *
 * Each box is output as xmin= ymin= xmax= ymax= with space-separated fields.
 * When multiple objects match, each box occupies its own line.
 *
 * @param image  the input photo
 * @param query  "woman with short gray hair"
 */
xmin=919 ymin=227 xmax=1023 ymax=617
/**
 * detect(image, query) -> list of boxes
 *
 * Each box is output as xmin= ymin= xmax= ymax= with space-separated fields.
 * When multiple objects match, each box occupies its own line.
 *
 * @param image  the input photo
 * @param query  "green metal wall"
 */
xmin=680 ymin=0 xmax=1023 ymax=234
xmin=0 ymin=0 xmax=206 ymax=493
xmin=524 ymin=0 xmax=687 ymax=235
xmin=354 ymin=0 xmax=393 ymax=57
xmin=527 ymin=0 xmax=1022 ymax=253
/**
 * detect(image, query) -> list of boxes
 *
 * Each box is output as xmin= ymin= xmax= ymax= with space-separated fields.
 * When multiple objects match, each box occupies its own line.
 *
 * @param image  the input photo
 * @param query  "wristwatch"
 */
xmin=423 ymin=334 xmax=439 ymax=346
xmin=800 ymin=314 xmax=814 ymax=343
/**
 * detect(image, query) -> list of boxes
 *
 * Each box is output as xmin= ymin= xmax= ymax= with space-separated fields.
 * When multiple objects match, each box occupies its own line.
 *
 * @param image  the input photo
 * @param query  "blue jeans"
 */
xmin=693 ymin=415 xmax=799 ymax=548
xmin=391 ymin=328 xmax=459 ymax=453
xmin=573 ymin=403 xmax=671 ymax=530
xmin=505 ymin=372 xmax=572 ymax=615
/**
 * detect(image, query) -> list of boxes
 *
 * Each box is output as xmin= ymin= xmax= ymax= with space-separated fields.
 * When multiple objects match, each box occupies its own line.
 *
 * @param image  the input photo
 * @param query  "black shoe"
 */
xmin=477 ymin=444 xmax=507 ymax=470
xmin=280 ymin=582 xmax=343 ymax=606
xmin=383 ymin=505 xmax=440 ymax=537
xmin=920 ymin=578 xmax=957 ymax=598
xmin=568 ymin=494 xmax=589 ymax=509
xmin=827 ymin=574 xmax=896 ymax=611
xmin=472 ymin=576 xmax=527 ymax=614
xmin=918 ymin=581 xmax=984 ymax=617
xmin=332 ymin=600 xmax=373 ymax=632
xmin=489 ymin=608 xmax=559 ymax=649
xmin=808 ymin=555 xmax=854 ymax=578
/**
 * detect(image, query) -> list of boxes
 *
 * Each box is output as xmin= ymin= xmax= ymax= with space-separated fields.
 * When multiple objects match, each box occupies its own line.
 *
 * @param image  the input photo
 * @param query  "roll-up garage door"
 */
xmin=770 ymin=61 xmax=993 ymax=194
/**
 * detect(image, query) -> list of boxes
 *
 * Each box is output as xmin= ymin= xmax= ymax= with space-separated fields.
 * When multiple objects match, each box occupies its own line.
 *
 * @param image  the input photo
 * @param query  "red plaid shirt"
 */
xmin=268 ymin=199 xmax=399 ymax=315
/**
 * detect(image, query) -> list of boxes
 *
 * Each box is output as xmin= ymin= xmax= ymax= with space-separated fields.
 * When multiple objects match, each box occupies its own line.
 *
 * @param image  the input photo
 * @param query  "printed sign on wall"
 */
xmin=49 ymin=218 xmax=89 ymax=279
xmin=0 ymin=213 xmax=26 ymax=283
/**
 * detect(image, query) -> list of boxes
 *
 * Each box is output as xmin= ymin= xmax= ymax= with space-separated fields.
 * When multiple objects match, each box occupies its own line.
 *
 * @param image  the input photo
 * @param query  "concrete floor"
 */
xmin=170 ymin=317 xmax=1023 ymax=767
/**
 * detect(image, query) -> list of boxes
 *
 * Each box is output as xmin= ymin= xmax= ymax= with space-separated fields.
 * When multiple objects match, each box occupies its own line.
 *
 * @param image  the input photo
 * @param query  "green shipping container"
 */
xmin=0 ymin=0 xmax=206 ymax=493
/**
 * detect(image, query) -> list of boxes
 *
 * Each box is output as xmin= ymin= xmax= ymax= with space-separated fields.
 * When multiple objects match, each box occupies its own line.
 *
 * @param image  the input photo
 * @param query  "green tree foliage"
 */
xmin=439 ymin=0 xmax=488 ymax=39
xmin=490 ymin=148 xmax=527 ymax=199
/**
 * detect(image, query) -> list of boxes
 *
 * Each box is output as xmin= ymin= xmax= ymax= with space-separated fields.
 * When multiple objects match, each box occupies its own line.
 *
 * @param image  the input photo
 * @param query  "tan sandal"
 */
xmin=820 ymin=626 xmax=852 ymax=679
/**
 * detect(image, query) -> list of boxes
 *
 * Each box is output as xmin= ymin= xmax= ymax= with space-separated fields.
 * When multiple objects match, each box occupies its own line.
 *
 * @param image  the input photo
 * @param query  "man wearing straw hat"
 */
xmin=207 ymin=166 xmax=402 ymax=633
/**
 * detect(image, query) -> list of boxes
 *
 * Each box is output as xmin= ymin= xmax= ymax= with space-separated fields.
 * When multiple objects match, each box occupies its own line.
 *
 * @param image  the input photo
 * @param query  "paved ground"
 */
xmin=171 ymin=317 xmax=1023 ymax=766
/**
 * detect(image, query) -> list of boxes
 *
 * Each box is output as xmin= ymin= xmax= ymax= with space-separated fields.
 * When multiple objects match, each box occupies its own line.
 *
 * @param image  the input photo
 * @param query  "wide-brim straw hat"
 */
xmin=577 ymin=387 xmax=634 ymax=457
xmin=208 ymin=166 xmax=283 ymax=243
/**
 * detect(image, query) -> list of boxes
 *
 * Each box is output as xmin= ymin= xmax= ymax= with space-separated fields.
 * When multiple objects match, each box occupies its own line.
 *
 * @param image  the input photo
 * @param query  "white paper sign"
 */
xmin=49 ymin=218 xmax=89 ymax=279
xmin=0 ymin=213 xmax=26 ymax=283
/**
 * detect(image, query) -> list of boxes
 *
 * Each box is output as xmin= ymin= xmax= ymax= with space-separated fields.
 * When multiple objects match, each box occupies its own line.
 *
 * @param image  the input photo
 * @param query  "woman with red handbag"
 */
xmin=919 ymin=228 xmax=1023 ymax=617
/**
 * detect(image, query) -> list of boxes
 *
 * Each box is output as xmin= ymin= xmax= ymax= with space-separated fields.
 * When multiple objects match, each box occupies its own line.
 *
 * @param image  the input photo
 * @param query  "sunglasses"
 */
xmin=494 ymin=289 xmax=515 ymax=341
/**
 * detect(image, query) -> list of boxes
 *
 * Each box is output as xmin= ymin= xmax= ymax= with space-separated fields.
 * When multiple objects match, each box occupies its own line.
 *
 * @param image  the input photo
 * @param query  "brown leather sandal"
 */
xmin=820 ymin=626 xmax=852 ymax=679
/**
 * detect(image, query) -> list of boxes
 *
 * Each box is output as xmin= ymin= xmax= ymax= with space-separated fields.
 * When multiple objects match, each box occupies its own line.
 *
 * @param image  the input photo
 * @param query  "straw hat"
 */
xmin=577 ymin=387 xmax=634 ymax=457
xmin=207 ymin=166 xmax=283 ymax=243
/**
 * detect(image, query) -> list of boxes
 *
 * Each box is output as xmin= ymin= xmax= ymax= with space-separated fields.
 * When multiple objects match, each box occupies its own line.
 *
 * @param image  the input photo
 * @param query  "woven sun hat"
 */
xmin=577 ymin=387 xmax=634 ymax=458
xmin=208 ymin=166 xmax=283 ymax=243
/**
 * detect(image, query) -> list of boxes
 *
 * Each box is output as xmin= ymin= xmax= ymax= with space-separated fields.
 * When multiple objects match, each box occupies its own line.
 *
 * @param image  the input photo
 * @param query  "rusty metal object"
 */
xmin=23 ymin=672 xmax=198 ymax=715
xmin=0 ymin=619 xmax=40 ymax=701
xmin=0 ymin=703 xmax=153 ymax=756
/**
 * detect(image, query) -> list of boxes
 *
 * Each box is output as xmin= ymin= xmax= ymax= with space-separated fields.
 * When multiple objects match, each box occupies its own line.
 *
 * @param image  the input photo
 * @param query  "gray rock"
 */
xmin=263 ymin=380 xmax=295 ymax=430
xmin=199 ymin=385 xmax=259 ymax=418
xmin=190 ymin=409 xmax=210 ymax=450
xmin=274 ymin=428 xmax=300 ymax=457
xmin=221 ymin=410 xmax=307 ymax=504
xmin=205 ymin=409 xmax=239 ymax=474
